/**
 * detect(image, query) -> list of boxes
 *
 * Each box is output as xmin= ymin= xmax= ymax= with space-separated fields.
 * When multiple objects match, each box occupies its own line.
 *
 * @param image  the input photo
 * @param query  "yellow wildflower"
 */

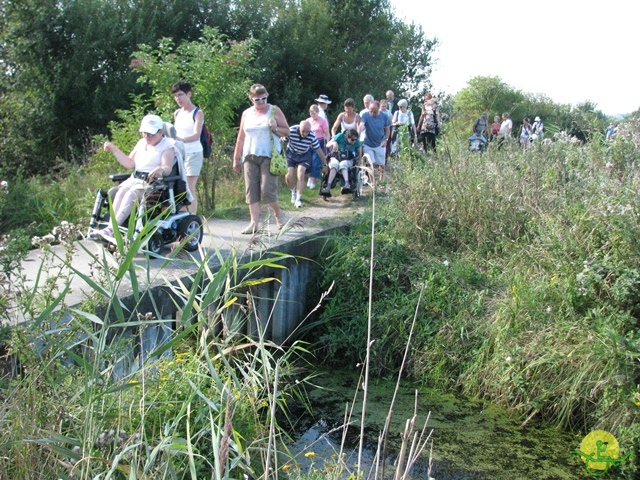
xmin=304 ymin=452 xmax=316 ymax=458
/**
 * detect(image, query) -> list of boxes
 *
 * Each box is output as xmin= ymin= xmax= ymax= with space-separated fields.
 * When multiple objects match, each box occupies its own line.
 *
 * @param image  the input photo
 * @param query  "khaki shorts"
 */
xmin=243 ymin=155 xmax=279 ymax=204
xmin=184 ymin=151 xmax=204 ymax=176
xmin=363 ymin=145 xmax=386 ymax=166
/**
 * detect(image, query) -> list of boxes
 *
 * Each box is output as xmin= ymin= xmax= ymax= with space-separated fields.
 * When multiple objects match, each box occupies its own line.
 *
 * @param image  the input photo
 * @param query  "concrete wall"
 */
xmin=95 ymin=227 xmax=343 ymax=377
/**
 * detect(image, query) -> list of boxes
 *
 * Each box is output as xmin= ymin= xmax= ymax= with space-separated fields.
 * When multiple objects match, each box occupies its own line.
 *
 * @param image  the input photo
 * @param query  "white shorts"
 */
xmin=328 ymin=157 xmax=353 ymax=172
xmin=363 ymin=145 xmax=386 ymax=166
xmin=184 ymin=151 xmax=204 ymax=176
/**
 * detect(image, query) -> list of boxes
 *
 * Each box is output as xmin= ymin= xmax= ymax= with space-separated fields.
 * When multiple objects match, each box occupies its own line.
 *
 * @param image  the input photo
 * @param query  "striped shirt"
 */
xmin=287 ymin=125 xmax=320 ymax=154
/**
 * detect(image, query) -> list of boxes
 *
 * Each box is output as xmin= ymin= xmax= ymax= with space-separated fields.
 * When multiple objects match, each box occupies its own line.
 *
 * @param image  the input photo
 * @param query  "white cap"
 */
xmin=535 ymin=116 xmax=541 ymax=122
xmin=139 ymin=114 xmax=164 ymax=134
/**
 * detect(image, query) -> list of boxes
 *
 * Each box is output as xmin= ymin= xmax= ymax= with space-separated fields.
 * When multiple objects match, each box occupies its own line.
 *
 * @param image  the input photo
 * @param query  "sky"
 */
xmin=389 ymin=0 xmax=639 ymax=115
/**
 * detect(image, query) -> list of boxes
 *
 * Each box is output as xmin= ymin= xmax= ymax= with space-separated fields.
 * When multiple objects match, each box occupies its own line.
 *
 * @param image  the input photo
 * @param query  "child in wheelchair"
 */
xmin=320 ymin=128 xmax=362 ymax=197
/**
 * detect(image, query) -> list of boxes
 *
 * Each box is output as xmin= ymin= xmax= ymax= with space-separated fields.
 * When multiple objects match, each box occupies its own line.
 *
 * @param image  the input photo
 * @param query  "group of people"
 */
xmin=94 ymin=81 xmax=205 ymax=241
xmin=96 ymin=82 xmax=443 ymax=240
xmin=471 ymin=112 xmax=545 ymax=150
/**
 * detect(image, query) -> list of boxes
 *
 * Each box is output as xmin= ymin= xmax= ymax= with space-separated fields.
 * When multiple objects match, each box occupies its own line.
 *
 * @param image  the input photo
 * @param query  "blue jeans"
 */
xmin=309 ymin=138 xmax=326 ymax=178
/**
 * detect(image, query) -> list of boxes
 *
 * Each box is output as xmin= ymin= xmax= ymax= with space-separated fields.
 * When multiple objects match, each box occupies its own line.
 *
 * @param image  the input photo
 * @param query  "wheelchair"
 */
xmin=319 ymin=149 xmax=365 ymax=201
xmin=87 ymin=146 xmax=203 ymax=258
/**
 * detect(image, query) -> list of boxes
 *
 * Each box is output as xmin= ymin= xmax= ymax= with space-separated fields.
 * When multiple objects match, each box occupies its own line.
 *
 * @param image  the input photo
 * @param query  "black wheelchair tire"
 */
xmin=180 ymin=215 xmax=203 ymax=252
xmin=146 ymin=233 xmax=164 ymax=258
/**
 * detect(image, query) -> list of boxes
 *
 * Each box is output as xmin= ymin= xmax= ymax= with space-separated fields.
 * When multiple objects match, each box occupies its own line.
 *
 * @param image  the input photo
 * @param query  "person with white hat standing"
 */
xmin=532 ymin=116 xmax=544 ymax=142
xmin=315 ymin=94 xmax=332 ymax=122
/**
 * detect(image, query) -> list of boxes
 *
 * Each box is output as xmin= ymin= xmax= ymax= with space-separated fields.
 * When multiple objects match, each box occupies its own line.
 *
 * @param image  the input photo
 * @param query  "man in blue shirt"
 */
xmin=359 ymin=100 xmax=391 ymax=183
xmin=286 ymin=120 xmax=327 ymax=208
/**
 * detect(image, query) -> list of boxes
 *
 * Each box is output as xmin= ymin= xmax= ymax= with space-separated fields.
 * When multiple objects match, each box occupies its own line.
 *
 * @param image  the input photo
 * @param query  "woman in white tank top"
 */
xmin=233 ymin=84 xmax=290 ymax=234
xmin=331 ymin=98 xmax=360 ymax=136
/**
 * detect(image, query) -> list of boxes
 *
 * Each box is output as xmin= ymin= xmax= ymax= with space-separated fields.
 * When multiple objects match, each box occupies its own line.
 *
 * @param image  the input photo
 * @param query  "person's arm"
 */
xmin=382 ymin=125 xmax=390 ymax=147
xmin=325 ymin=139 xmax=338 ymax=153
xmin=358 ymin=116 xmax=366 ymax=134
xmin=147 ymin=147 xmax=175 ymax=181
xmin=316 ymin=148 xmax=327 ymax=167
xmin=331 ymin=113 xmax=343 ymax=136
xmin=104 ymin=142 xmax=135 ymax=170
xmin=233 ymin=111 xmax=247 ymax=173
xmin=270 ymin=106 xmax=290 ymax=138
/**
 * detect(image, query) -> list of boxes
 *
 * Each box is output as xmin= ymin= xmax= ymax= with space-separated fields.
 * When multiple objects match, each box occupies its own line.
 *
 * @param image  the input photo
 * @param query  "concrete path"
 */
xmin=11 ymin=195 xmax=359 ymax=325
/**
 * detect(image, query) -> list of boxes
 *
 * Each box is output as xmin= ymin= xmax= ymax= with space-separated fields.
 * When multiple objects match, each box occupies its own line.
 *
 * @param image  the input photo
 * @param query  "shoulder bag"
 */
xmin=269 ymin=106 xmax=288 ymax=176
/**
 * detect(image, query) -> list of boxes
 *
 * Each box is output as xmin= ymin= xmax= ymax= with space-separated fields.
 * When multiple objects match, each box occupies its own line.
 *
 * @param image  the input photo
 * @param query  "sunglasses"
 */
xmin=252 ymin=96 xmax=268 ymax=103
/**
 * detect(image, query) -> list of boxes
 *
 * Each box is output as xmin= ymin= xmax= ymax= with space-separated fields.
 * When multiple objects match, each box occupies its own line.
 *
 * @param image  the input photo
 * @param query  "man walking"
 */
xmin=359 ymin=100 xmax=391 ymax=184
xmin=285 ymin=120 xmax=327 ymax=208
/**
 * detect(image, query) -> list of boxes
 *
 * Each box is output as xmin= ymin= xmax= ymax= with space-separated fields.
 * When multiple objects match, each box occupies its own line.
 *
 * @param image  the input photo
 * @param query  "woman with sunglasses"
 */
xmin=321 ymin=128 xmax=362 ymax=195
xmin=233 ymin=84 xmax=289 ymax=234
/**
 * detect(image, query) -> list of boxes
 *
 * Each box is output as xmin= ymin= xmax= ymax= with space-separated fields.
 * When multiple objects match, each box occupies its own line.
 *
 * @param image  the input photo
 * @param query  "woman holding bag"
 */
xmin=233 ymin=84 xmax=289 ymax=234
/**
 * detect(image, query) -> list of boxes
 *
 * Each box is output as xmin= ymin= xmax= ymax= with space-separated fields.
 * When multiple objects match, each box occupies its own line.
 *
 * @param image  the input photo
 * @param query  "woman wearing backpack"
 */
xmin=172 ymin=81 xmax=204 ymax=214
xmin=417 ymin=92 xmax=440 ymax=154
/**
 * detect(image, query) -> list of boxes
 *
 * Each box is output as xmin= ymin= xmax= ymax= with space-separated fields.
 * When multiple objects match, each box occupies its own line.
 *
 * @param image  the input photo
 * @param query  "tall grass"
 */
xmin=314 ymin=132 xmax=640 ymax=476
xmin=0 ymin=221 xmax=316 ymax=478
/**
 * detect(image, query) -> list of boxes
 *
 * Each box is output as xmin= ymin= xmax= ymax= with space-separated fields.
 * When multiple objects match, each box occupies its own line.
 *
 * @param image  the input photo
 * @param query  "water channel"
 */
xmin=284 ymin=368 xmax=610 ymax=479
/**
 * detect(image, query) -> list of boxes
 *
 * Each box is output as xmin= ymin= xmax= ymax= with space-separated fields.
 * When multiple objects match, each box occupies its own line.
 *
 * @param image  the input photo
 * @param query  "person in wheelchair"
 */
xmin=320 ymin=128 xmax=362 ymax=196
xmin=93 ymin=114 xmax=176 ymax=242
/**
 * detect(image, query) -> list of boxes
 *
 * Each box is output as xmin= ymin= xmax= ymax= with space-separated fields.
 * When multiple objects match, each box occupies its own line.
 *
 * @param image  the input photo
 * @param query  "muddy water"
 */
xmin=285 ymin=369 xmax=599 ymax=479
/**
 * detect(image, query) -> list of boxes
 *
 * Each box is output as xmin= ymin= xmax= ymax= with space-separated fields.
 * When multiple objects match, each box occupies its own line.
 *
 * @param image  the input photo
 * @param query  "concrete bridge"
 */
xmin=13 ymin=210 xmax=353 ymax=375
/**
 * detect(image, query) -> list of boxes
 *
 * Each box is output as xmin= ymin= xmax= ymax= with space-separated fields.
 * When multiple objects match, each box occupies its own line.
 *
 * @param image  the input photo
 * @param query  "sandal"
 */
xmin=276 ymin=214 xmax=287 ymax=230
xmin=241 ymin=222 xmax=258 ymax=235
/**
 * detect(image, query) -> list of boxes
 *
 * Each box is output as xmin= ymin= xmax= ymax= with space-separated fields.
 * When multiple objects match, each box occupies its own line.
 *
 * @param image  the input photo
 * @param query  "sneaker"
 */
xmin=309 ymin=181 xmax=316 ymax=189
xmin=341 ymin=182 xmax=352 ymax=194
xmin=294 ymin=199 xmax=303 ymax=208
xmin=306 ymin=178 xmax=311 ymax=187
xmin=291 ymin=189 xmax=297 ymax=204
xmin=320 ymin=186 xmax=330 ymax=195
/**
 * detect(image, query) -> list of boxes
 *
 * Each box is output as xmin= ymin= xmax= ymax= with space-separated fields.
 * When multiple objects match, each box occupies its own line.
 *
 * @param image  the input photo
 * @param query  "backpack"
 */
xmin=174 ymin=107 xmax=212 ymax=158
xmin=193 ymin=108 xmax=212 ymax=158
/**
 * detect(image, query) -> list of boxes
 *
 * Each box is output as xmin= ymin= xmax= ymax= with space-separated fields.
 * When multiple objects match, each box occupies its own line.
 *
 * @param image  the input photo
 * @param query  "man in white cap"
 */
xmin=532 ymin=116 xmax=544 ymax=142
xmin=315 ymin=94 xmax=331 ymax=122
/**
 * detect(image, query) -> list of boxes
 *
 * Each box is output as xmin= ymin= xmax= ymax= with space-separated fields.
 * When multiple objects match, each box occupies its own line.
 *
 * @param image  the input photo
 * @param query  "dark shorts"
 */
xmin=286 ymin=149 xmax=312 ymax=170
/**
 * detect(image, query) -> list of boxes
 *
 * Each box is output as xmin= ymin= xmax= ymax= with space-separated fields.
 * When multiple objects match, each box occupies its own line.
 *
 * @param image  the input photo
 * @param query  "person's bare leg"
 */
xmin=241 ymin=201 xmax=261 ymax=234
xmin=269 ymin=201 xmax=286 ymax=229
xmin=296 ymin=166 xmax=306 ymax=199
xmin=186 ymin=176 xmax=198 ymax=214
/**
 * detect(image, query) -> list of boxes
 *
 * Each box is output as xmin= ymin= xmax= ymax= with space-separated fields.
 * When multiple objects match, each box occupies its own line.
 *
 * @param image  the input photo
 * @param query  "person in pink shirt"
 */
xmin=306 ymin=104 xmax=330 ymax=189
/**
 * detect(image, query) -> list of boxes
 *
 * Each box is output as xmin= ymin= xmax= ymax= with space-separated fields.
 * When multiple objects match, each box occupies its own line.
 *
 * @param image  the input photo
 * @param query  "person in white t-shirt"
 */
xmin=498 ymin=112 xmax=513 ymax=150
xmin=95 ymin=115 xmax=175 ymax=241
xmin=172 ymin=81 xmax=204 ymax=214
xmin=315 ymin=95 xmax=331 ymax=122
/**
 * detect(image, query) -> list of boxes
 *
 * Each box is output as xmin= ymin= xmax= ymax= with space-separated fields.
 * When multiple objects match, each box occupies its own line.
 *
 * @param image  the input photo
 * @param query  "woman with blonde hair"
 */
xmin=233 ymin=84 xmax=289 ymax=234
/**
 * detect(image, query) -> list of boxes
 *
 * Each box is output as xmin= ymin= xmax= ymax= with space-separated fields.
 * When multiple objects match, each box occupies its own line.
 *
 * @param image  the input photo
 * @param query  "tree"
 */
xmin=0 ymin=0 xmax=235 ymax=177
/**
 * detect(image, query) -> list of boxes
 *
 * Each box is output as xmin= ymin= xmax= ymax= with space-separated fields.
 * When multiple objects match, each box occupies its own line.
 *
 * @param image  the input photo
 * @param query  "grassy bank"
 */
xmin=2 ymin=127 xmax=640 ymax=477
xmin=314 ymin=131 xmax=640 ymax=476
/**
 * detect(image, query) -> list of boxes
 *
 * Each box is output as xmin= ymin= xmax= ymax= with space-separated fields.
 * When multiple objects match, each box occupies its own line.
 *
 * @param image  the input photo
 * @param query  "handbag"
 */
xmin=269 ymin=106 xmax=288 ymax=176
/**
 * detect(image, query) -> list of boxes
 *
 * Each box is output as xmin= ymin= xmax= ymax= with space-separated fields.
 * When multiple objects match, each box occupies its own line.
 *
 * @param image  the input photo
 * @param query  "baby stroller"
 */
xmin=87 ymin=141 xmax=203 ymax=257
xmin=469 ymin=133 xmax=487 ymax=152
xmin=319 ymin=149 xmax=364 ymax=201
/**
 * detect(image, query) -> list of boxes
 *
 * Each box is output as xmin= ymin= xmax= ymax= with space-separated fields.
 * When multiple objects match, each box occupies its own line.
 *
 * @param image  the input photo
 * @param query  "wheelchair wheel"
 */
xmin=146 ymin=233 xmax=164 ymax=258
xmin=179 ymin=215 xmax=203 ymax=252
xmin=354 ymin=168 xmax=364 ymax=199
